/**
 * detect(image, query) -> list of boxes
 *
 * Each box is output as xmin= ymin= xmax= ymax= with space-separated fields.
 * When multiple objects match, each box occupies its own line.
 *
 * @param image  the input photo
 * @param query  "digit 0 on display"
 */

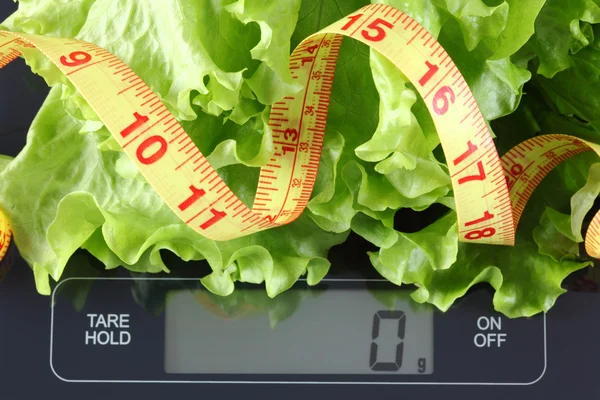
xmin=369 ymin=311 xmax=406 ymax=372
xmin=3 ymin=5 xmax=600 ymax=261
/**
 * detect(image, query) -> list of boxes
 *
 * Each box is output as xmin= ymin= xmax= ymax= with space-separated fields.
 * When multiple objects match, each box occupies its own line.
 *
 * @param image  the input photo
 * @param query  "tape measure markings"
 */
xmin=0 ymin=221 xmax=10 ymax=261
xmin=586 ymin=213 xmax=600 ymax=258
xmin=254 ymin=33 xmax=342 ymax=230
xmin=0 ymin=4 xmax=511 ymax=248
xmin=335 ymin=4 xmax=514 ymax=244
xmin=2 ymin=4 xmax=600 ymax=265
xmin=45 ymin=34 xmax=251 ymax=240
xmin=500 ymin=134 xmax=600 ymax=258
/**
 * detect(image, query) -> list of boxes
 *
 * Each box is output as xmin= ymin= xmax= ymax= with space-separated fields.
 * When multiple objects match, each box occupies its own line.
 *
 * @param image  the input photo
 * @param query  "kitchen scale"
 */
xmin=1 ymin=3 xmax=600 ymax=400
xmin=1 ymin=232 xmax=599 ymax=400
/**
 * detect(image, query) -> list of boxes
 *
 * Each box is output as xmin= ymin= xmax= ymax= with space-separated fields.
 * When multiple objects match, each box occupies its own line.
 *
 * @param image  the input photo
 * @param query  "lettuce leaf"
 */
xmin=0 ymin=3 xmax=355 ymax=299
xmin=534 ymin=24 xmax=600 ymax=133
xmin=1 ymin=0 xmax=597 ymax=318
xmin=0 ymin=85 xmax=348 ymax=296
xmin=1 ymin=0 xmax=303 ymax=123
xmin=526 ymin=0 xmax=600 ymax=79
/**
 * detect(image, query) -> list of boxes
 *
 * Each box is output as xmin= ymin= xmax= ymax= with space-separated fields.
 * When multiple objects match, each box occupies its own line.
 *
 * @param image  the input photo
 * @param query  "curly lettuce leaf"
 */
xmin=570 ymin=163 xmax=600 ymax=241
xmin=0 ymin=87 xmax=347 ymax=295
xmin=2 ymin=0 xmax=583 ymax=320
xmin=299 ymin=0 xmax=535 ymax=231
xmin=490 ymin=0 xmax=547 ymax=60
xmin=1 ymin=0 xmax=302 ymax=122
xmin=366 ymin=148 xmax=595 ymax=318
xmin=356 ymin=77 xmax=599 ymax=317
xmin=534 ymin=24 xmax=600 ymax=133
xmin=527 ymin=0 xmax=600 ymax=78
xmin=533 ymin=161 xmax=600 ymax=262
xmin=533 ymin=207 xmax=580 ymax=262
xmin=226 ymin=0 xmax=304 ymax=105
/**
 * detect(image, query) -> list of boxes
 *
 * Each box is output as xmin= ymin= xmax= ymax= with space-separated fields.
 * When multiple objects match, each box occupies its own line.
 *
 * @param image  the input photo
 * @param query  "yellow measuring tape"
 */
xmin=1 ymin=4 xmax=600 ymax=264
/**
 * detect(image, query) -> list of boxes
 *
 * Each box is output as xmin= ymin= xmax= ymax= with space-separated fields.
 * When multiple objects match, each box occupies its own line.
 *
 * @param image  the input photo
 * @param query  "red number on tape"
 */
xmin=200 ymin=209 xmax=227 ymax=230
xmin=306 ymin=45 xmax=319 ymax=55
xmin=453 ymin=141 xmax=478 ymax=166
xmin=341 ymin=14 xmax=364 ymax=31
xmin=60 ymin=51 xmax=92 ymax=67
xmin=419 ymin=61 xmax=439 ymax=87
xmin=120 ymin=112 xmax=149 ymax=138
xmin=136 ymin=135 xmax=168 ymax=165
xmin=465 ymin=227 xmax=496 ymax=240
xmin=465 ymin=211 xmax=494 ymax=227
xmin=178 ymin=185 xmax=206 ymax=212
xmin=361 ymin=18 xmax=394 ymax=42
xmin=284 ymin=128 xmax=299 ymax=141
xmin=282 ymin=145 xmax=295 ymax=155
xmin=433 ymin=86 xmax=455 ymax=115
xmin=458 ymin=161 xmax=486 ymax=185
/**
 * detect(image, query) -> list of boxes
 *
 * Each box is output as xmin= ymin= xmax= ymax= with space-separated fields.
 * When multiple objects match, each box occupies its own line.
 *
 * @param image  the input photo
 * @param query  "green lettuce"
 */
xmin=1 ymin=0 xmax=599 ymax=318
xmin=534 ymin=23 xmax=600 ymax=132
xmin=526 ymin=0 xmax=600 ymax=79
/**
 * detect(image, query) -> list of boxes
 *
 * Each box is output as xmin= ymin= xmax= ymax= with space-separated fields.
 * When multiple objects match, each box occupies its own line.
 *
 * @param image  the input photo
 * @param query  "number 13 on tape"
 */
xmin=0 ymin=4 xmax=515 ymax=259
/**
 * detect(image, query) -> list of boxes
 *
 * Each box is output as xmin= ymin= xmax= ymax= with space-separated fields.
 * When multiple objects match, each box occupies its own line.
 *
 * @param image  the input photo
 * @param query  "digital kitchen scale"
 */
xmin=1 ymin=3 xmax=600 ymax=400
xmin=1 ymin=233 xmax=599 ymax=400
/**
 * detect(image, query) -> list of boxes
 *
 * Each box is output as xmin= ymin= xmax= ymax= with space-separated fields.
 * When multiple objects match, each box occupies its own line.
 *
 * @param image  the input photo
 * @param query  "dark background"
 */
xmin=1 ymin=2 xmax=600 ymax=399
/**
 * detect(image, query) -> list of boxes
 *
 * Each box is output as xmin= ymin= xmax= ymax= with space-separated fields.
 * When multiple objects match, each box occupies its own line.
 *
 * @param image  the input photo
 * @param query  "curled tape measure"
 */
xmin=1 ymin=4 xmax=600 ymax=264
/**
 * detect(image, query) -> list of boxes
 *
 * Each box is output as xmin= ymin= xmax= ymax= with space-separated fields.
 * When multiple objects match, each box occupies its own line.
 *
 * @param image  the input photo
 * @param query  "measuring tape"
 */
xmin=1 ymin=3 xmax=599 ymax=266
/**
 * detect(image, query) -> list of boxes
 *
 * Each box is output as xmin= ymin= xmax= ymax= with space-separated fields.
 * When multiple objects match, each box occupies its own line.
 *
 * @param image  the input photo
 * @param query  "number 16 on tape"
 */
xmin=330 ymin=5 xmax=514 ymax=246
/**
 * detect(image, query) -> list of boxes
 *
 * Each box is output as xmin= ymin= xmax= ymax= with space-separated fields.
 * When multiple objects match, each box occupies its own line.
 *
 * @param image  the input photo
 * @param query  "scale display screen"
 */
xmin=164 ymin=288 xmax=434 ymax=375
xmin=49 ymin=278 xmax=546 ymax=384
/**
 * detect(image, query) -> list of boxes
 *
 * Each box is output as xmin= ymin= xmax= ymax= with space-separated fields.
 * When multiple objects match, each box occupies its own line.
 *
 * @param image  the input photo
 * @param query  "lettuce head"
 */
xmin=1 ymin=0 xmax=600 ymax=318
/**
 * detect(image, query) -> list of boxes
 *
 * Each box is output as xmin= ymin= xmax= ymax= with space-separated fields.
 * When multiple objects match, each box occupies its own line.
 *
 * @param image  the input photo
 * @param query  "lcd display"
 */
xmin=164 ymin=288 xmax=434 ymax=375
